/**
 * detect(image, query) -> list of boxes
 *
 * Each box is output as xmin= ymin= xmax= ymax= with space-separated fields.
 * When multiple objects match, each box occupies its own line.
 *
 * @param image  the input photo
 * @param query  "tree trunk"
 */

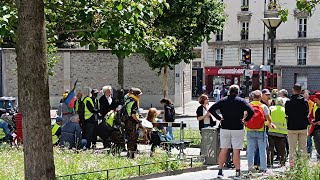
xmin=16 ymin=0 xmax=55 ymax=179
xmin=163 ymin=65 xmax=168 ymax=98
xmin=118 ymin=56 xmax=124 ymax=89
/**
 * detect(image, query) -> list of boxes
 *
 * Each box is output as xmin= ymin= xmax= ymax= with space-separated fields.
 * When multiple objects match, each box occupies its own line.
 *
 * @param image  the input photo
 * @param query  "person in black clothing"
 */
xmin=99 ymin=86 xmax=118 ymax=118
xmin=285 ymin=83 xmax=309 ymax=165
xmin=196 ymin=94 xmax=216 ymax=131
xmin=98 ymin=86 xmax=124 ymax=149
xmin=209 ymin=85 xmax=254 ymax=178
xmin=160 ymin=98 xmax=175 ymax=140
xmin=90 ymin=89 xmax=100 ymax=148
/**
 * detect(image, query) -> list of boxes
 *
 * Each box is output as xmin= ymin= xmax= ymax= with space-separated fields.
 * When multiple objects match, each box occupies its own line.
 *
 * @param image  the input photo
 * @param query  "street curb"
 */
xmin=126 ymin=166 xmax=207 ymax=180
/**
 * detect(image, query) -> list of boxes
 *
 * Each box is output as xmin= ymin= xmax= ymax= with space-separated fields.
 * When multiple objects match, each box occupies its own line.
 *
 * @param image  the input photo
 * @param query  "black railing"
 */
xmin=297 ymin=59 xmax=306 ymax=65
xmin=215 ymin=60 xmax=223 ymax=66
xmin=241 ymin=6 xmax=249 ymax=11
xmin=216 ymin=34 xmax=223 ymax=41
xmin=241 ymin=31 xmax=249 ymax=40
xmin=56 ymin=157 xmax=199 ymax=180
xmin=298 ymin=31 xmax=306 ymax=38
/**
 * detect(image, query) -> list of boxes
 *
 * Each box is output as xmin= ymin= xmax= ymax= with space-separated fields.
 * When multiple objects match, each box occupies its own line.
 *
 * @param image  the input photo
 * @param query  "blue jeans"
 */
xmin=247 ymin=131 xmax=267 ymax=171
xmin=215 ymin=95 xmax=220 ymax=102
xmin=166 ymin=126 xmax=174 ymax=140
xmin=254 ymin=148 xmax=260 ymax=166
xmin=307 ymin=135 xmax=313 ymax=155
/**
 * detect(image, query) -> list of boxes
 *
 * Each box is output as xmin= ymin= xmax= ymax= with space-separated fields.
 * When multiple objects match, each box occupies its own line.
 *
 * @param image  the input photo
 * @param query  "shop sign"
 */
xmin=218 ymin=68 xmax=243 ymax=75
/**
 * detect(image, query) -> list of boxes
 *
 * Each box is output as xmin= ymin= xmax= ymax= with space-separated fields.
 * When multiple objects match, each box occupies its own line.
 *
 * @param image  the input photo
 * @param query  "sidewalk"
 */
xmin=175 ymin=99 xmax=215 ymax=117
xmin=149 ymin=151 xmax=288 ymax=180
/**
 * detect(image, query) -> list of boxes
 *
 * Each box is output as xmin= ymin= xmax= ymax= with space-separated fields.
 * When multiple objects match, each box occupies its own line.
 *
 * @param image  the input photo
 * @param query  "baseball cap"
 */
xmin=91 ymin=89 xmax=99 ymax=94
xmin=131 ymin=87 xmax=142 ymax=96
xmin=56 ymin=116 xmax=64 ymax=123
xmin=262 ymin=89 xmax=271 ymax=95
xmin=293 ymin=83 xmax=302 ymax=91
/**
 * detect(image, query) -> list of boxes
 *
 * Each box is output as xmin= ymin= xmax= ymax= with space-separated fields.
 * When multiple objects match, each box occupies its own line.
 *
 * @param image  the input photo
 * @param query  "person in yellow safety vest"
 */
xmin=0 ymin=114 xmax=12 ymax=143
xmin=52 ymin=117 xmax=63 ymax=145
xmin=82 ymin=88 xmax=100 ymax=149
xmin=310 ymin=93 xmax=320 ymax=160
xmin=125 ymin=87 xmax=142 ymax=159
xmin=304 ymin=90 xmax=314 ymax=157
xmin=74 ymin=90 xmax=83 ymax=114
xmin=267 ymin=97 xmax=288 ymax=167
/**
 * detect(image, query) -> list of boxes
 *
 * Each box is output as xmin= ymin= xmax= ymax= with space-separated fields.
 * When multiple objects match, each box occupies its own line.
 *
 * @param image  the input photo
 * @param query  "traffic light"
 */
xmin=242 ymin=48 xmax=251 ymax=64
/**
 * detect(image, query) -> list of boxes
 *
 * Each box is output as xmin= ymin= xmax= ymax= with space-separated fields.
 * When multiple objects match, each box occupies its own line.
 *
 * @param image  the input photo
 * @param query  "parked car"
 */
xmin=0 ymin=97 xmax=17 ymax=115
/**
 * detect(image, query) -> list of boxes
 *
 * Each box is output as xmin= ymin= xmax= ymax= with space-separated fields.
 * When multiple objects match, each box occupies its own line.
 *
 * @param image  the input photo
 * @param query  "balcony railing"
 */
xmin=241 ymin=6 xmax=249 ymax=11
xmin=215 ymin=60 xmax=223 ymax=66
xmin=297 ymin=59 xmax=306 ymax=65
xmin=268 ymin=2 xmax=278 ymax=10
xmin=241 ymin=31 xmax=249 ymax=40
xmin=298 ymin=31 xmax=307 ymax=38
xmin=216 ymin=34 xmax=223 ymax=41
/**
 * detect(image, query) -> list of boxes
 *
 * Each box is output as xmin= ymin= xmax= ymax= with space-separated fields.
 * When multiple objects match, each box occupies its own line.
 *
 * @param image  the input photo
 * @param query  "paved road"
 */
xmin=148 ymin=151 xmax=288 ymax=180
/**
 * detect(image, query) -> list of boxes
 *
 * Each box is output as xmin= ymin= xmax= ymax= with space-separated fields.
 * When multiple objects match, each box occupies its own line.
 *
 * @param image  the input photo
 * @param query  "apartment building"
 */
xmin=203 ymin=0 xmax=320 ymax=93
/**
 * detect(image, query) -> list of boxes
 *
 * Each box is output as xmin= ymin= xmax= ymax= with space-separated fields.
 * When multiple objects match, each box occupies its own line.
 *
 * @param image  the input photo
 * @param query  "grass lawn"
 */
xmin=174 ymin=129 xmax=201 ymax=147
xmin=0 ymin=144 xmax=202 ymax=180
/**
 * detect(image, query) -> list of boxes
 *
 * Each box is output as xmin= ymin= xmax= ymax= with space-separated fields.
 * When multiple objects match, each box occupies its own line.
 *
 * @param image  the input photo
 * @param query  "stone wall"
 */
xmin=0 ymin=48 xmax=189 ymax=108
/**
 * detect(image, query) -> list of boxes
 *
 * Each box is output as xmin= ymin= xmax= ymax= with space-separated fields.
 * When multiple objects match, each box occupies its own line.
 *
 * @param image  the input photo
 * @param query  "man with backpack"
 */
xmin=160 ymin=98 xmax=175 ymax=140
xmin=245 ymin=90 xmax=275 ymax=175
xmin=209 ymin=85 xmax=254 ymax=178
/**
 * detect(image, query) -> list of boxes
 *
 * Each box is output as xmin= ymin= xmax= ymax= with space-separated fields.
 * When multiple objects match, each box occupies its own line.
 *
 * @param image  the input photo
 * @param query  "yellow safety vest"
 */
xmin=83 ymin=97 xmax=94 ymax=120
xmin=246 ymin=101 xmax=265 ymax=132
xmin=0 ymin=119 xmax=5 ymax=139
xmin=105 ymin=111 xmax=115 ymax=127
xmin=74 ymin=99 xmax=79 ymax=112
xmin=52 ymin=123 xmax=60 ymax=144
xmin=269 ymin=105 xmax=288 ymax=135
xmin=313 ymin=104 xmax=318 ymax=119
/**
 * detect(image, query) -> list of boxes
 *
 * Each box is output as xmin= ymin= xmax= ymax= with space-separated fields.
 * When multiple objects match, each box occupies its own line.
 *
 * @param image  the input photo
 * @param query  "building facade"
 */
xmin=0 ymin=48 xmax=192 ymax=108
xmin=204 ymin=0 xmax=320 ymax=93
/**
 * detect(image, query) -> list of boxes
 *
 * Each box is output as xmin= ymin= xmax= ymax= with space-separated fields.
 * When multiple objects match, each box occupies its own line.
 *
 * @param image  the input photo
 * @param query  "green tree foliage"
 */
xmin=0 ymin=0 xmax=168 ymax=86
xmin=296 ymin=0 xmax=319 ymax=15
xmin=143 ymin=0 xmax=226 ymax=97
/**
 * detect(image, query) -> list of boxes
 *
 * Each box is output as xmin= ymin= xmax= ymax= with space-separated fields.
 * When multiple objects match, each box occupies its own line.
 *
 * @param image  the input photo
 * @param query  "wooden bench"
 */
xmin=152 ymin=121 xmax=189 ymax=159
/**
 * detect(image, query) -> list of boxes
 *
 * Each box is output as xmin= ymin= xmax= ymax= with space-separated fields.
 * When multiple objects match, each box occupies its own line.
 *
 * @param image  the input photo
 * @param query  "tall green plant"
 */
xmin=143 ymin=0 xmax=226 ymax=97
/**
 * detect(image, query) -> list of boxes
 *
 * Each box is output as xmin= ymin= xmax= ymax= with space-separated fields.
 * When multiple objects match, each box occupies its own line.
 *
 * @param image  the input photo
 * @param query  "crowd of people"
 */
xmin=52 ymin=86 xmax=175 ymax=159
xmin=197 ymin=84 xmax=320 ymax=178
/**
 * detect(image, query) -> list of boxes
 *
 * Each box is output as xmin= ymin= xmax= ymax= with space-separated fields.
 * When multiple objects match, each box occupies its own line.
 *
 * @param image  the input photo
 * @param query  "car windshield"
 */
xmin=0 ymin=100 xmax=15 ymax=109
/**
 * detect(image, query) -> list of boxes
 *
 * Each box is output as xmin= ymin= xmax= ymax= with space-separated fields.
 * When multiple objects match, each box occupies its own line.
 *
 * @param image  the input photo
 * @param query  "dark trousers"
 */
xmin=97 ymin=122 xmax=113 ymax=148
xmin=150 ymin=131 xmax=161 ymax=152
xmin=125 ymin=120 xmax=138 ymax=152
xmin=267 ymin=135 xmax=287 ymax=166
xmin=313 ymin=129 xmax=320 ymax=159
xmin=84 ymin=121 xmax=97 ymax=148
xmin=111 ymin=129 xmax=126 ymax=151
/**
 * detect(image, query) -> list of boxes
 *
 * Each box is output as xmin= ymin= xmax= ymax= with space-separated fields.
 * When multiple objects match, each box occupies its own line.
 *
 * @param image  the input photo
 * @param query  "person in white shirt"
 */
xmin=214 ymin=87 xmax=221 ymax=102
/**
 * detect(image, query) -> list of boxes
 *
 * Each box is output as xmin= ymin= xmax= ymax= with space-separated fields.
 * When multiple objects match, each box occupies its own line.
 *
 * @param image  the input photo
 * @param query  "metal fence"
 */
xmin=56 ymin=157 xmax=200 ymax=180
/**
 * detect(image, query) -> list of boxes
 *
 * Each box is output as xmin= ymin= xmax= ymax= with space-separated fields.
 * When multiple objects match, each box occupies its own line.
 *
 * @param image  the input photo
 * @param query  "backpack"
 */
xmin=77 ymin=97 xmax=86 ymax=121
xmin=113 ymin=100 xmax=132 ymax=128
xmin=246 ymin=103 xmax=265 ymax=129
xmin=165 ymin=104 xmax=175 ymax=122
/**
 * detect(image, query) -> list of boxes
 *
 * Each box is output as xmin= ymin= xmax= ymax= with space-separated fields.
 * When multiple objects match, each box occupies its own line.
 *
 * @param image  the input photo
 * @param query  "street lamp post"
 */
xmin=261 ymin=18 xmax=282 ymax=89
